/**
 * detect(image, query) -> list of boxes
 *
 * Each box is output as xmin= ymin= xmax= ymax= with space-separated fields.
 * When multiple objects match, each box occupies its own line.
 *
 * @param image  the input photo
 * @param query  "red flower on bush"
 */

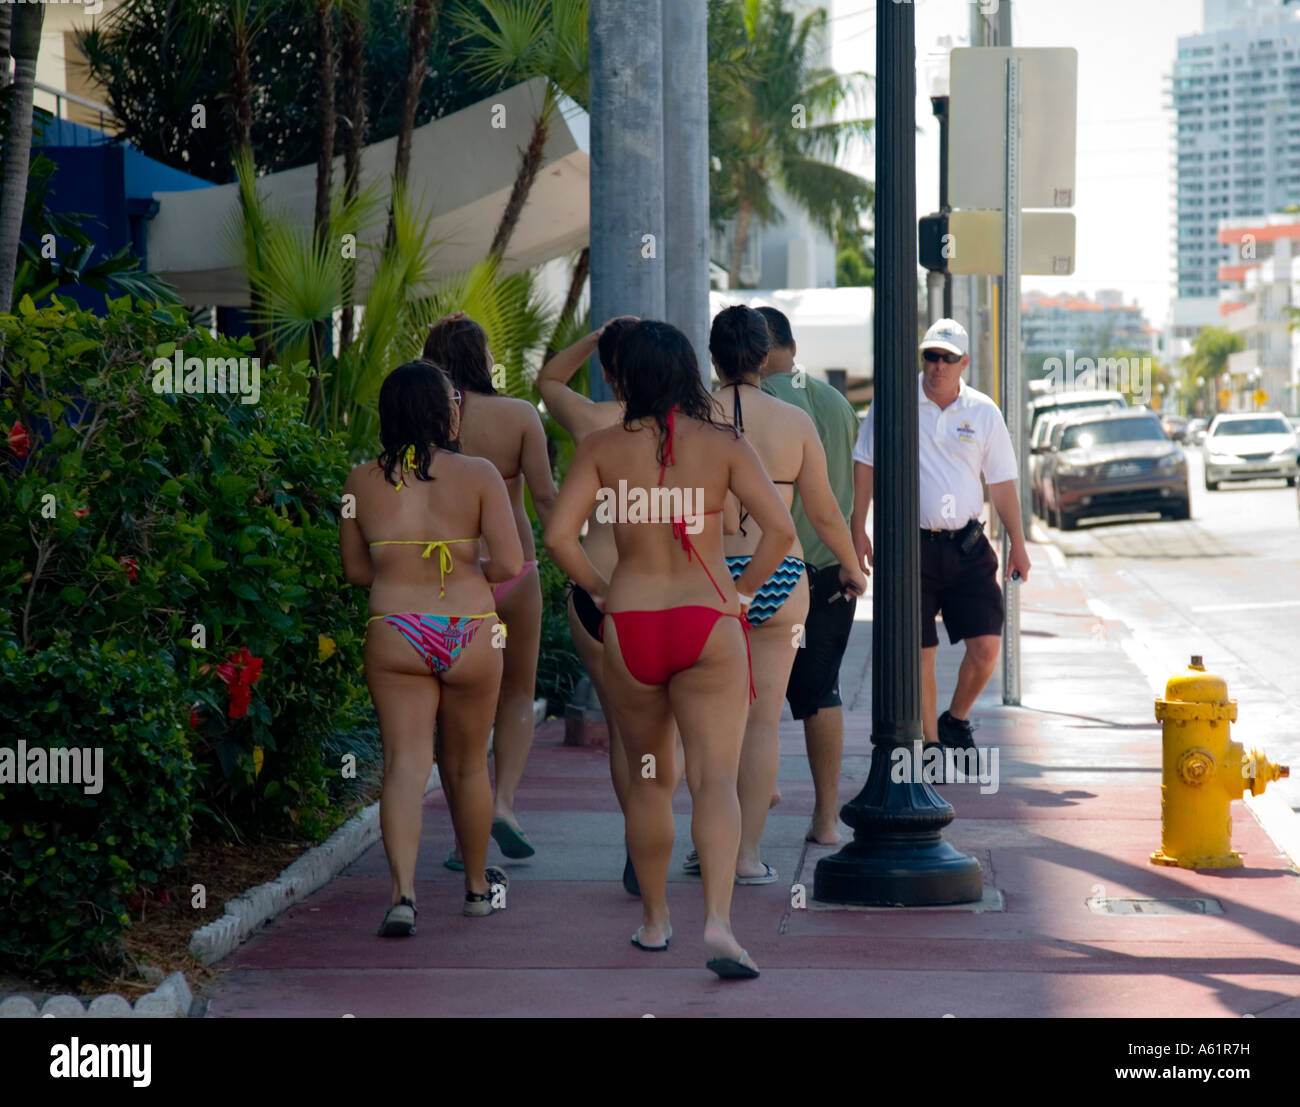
xmin=74 ymin=506 xmax=90 ymax=519
xmin=7 ymin=421 xmax=29 ymax=459
xmin=189 ymin=702 xmax=202 ymax=729
xmin=215 ymin=646 xmax=264 ymax=719
xmin=118 ymin=556 xmax=138 ymax=581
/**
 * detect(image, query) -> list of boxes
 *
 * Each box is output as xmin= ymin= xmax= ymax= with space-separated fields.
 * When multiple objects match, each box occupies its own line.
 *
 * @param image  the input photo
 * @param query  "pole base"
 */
xmin=814 ymin=833 xmax=983 ymax=907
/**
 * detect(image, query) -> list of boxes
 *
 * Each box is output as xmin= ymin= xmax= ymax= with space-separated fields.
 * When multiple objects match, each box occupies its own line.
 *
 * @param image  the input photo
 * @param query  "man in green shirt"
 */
xmin=758 ymin=306 xmax=861 ymax=845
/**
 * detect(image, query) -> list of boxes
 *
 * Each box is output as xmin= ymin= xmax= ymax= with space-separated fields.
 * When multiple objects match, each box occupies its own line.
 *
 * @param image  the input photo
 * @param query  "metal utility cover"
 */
xmin=946 ymin=210 xmax=1075 ymax=275
xmin=948 ymin=47 xmax=1078 ymax=211
xmin=1088 ymin=897 xmax=1224 ymax=916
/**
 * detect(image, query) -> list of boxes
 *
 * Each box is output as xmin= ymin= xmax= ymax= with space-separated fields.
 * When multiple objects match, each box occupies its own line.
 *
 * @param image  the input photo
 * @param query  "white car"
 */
xmin=1201 ymin=412 xmax=1299 ymax=490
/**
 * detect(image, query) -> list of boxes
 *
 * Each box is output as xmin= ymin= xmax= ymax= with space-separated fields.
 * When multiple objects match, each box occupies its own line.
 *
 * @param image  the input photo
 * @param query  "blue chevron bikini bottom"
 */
xmin=725 ymin=555 xmax=807 ymax=628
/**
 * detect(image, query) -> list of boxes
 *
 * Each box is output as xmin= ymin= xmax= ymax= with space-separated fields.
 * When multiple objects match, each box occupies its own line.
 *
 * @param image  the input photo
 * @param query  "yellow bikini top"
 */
xmin=372 ymin=445 xmax=475 ymax=597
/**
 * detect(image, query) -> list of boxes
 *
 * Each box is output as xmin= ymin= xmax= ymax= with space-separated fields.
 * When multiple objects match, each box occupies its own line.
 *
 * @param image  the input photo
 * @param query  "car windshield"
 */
xmin=1210 ymin=418 xmax=1291 ymax=437
xmin=1060 ymin=418 xmax=1165 ymax=451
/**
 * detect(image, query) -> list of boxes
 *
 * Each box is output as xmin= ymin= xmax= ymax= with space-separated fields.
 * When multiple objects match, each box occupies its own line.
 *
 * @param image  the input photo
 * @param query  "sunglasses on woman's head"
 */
xmin=923 ymin=349 xmax=963 ymax=364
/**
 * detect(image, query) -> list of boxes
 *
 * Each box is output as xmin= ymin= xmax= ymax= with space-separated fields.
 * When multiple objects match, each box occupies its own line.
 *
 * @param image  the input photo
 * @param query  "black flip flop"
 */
xmin=630 ymin=925 xmax=671 ymax=951
xmin=491 ymin=818 xmax=536 ymax=859
xmin=706 ymin=951 xmax=759 ymax=979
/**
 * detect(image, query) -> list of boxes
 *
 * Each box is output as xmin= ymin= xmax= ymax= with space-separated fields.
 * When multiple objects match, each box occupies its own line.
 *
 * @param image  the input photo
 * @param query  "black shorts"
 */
xmin=569 ymin=583 xmax=604 ymax=641
xmin=786 ymin=562 xmax=857 ymax=721
xmin=920 ymin=532 xmax=1004 ymax=648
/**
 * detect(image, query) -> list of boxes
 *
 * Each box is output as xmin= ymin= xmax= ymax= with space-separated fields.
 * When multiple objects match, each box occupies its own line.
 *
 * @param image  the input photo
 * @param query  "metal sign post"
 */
xmin=1000 ymin=57 xmax=1023 ymax=707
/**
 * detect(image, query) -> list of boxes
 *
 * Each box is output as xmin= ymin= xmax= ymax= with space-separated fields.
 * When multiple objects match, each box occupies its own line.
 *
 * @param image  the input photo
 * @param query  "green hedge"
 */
xmin=0 ymin=635 xmax=195 ymax=980
xmin=0 ymin=296 xmax=377 ymax=981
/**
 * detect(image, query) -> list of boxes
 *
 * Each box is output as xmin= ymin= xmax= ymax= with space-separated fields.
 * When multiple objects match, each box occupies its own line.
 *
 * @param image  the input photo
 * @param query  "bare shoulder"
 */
xmin=495 ymin=394 xmax=545 ymax=425
xmin=345 ymin=458 xmax=384 ymax=490
xmin=441 ymin=450 xmax=500 ymax=485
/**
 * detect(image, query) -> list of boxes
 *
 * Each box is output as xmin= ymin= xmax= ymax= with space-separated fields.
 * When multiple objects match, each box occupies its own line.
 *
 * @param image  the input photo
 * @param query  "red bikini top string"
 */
xmin=659 ymin=405 xmax=727 ymax=603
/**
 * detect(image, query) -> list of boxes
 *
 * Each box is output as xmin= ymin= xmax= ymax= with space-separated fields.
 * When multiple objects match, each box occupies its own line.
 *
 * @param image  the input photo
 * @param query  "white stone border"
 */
xmin=0 ymin=972 xmax=194 ymax=1019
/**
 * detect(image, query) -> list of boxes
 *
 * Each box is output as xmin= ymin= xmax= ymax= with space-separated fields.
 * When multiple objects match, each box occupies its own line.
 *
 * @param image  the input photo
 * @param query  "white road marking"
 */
xmin=1191 ymin=600 xmax=1300 ymax=613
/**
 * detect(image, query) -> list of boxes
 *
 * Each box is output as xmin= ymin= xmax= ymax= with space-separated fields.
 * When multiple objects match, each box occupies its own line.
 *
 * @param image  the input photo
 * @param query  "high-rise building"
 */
xmin=1170 ymin=0 xmax=1300 ymax=302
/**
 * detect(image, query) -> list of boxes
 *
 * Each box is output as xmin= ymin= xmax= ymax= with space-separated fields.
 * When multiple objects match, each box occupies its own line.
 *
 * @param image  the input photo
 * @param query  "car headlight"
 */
xmin=1157 ymin=451 xmax=1184 ymax=470
xmin=1270 ymin=446 xmax=1298 ymax=461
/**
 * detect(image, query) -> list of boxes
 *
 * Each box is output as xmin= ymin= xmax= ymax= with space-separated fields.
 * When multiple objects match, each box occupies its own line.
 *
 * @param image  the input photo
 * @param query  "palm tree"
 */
xmin=308 ymin=0 xmax=338 ymax=419
xmin=338 ymin=0 xmax=368 ymax=351
xmin=0 ymin=6 xmax=13 ymax=89
xmin=709 ymin=0 xmax=872 ymax=288
xmin=0 ymin=2 xmax=45 ymax=311
xmin=450 ymin=0 xmax=588 ymax=263
xmin=1181 ymin=326 xmax=1244 ymax=415
xmin=386 ymin=0 xmax=439 ymax=248
xmin=229 ymin=161 xmax=554 ymax=453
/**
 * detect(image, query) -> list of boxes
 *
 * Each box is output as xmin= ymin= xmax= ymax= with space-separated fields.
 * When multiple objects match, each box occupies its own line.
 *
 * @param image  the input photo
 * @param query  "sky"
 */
xmin=828 ymin=0 xmax=1206 ymax=329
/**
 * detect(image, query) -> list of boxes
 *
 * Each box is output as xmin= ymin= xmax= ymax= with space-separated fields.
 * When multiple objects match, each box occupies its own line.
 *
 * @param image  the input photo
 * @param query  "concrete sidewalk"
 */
xmin=205 ymin=543 xmax=1300 ymax=1017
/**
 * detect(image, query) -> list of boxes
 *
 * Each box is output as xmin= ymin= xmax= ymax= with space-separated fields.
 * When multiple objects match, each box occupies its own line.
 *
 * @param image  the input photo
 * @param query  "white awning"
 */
xmin=147 ymin=77 xmax=589 ymax=307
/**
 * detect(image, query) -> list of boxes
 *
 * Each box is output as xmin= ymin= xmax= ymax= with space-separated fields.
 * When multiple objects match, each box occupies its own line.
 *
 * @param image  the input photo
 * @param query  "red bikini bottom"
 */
xmin=602 ymin=607 xmax=756 ymax=703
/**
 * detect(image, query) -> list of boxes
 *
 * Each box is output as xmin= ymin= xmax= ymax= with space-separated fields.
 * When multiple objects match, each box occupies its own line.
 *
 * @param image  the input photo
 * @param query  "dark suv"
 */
xmin=1041 ymin=410 xmax=1189 ymax=530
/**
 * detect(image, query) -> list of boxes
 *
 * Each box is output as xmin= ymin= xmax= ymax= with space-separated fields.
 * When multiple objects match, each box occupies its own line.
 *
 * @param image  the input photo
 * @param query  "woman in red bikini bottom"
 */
xmin=545 ymin=321 xmax=796 ymax=980
xmin=341 ymin=361 xmax=524 ymax=935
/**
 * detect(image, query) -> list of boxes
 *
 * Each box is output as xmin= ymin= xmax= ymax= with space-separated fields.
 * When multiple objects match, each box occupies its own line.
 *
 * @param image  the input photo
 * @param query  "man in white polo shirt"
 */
xmin=851 ymin=318 xmax=1031 ymax=754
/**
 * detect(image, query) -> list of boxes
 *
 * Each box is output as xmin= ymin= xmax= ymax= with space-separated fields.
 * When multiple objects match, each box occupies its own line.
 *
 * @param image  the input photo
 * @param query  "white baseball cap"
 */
xmin=920 ymin=318 xmax=969 ymax=357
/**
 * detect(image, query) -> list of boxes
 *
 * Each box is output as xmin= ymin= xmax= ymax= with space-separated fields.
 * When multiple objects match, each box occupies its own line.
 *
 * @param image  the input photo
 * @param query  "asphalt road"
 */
xmin=1034 ymin=449 xmax=1300 ymax=811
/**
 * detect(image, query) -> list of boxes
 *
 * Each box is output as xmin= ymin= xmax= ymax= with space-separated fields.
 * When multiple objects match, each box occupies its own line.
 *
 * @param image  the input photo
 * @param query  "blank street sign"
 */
xmin=946 ymin=210 xmax=1076 ymax=275
xmin=948 ymin=47 xmax=1078 ymax=211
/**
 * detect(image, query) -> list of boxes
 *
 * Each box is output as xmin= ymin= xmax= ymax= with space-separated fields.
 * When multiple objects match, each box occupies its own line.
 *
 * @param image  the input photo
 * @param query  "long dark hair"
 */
xmin=377 ymin=360 xmax=456 ymax=487
xmin=597 ymin=317 xmax=638 ymax=371
xmin=709 ymin=304 xmax=771 ymax=384
xmin=422 ymin=316 xmax=496 ymax=395
xmin=608 ymin=320 xmax=735 ymax=469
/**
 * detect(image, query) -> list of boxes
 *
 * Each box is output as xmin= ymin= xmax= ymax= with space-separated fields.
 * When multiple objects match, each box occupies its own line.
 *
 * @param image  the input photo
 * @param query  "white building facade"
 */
xmin=1217 ymin=214 xmax=1300 ymax=414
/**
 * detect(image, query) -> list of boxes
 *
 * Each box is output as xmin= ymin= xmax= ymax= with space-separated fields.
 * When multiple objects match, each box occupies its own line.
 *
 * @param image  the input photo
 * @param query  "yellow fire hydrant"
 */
xmin=1151 ymin=655 xmax=1289 ymax=868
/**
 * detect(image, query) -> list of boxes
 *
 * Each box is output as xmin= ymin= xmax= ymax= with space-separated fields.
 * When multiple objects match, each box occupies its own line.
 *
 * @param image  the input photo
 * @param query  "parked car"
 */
xmin=1187 ymin=417 xmax=1208 ymax=445
xmin=1041 ymin=410 xmax=1188 ymax=530
xmin=1028 ymin=389 xmax=1127 ymax=439
xmin=1029 ymin=406 xmax=1115 ymax=517
xmin=1201 ymin=412 xmax=1298 ymax=490
xmin=1161 ymin=414 xmax=1189 ymax=443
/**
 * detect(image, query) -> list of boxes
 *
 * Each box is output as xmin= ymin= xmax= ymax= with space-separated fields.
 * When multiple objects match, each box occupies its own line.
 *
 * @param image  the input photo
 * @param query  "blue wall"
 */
xmin=34 ymin=117 xmax=211 ymax=310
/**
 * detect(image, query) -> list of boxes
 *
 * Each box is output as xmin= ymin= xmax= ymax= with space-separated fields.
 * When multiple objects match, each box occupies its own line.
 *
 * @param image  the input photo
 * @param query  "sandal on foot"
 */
xmin=622 ymin=850 xmax=641 ymax=897
xmin=378 ymin=896 xmax=417 ymax=937
xmin=682 ymin=849 xmax=700 ymax=875
xmin=735 ymin=862 xmax=778 ymax=886
xmin=630 ymin=925 xmax=671 ymax=951
xmin=444 ymin=851 xmax=465 ymax=872
xmin=464 ymin=866 xmax=510 ymax=917
xmin=491 ymin=818 xmax=536 ymax=859
xmin=706 ymin=950 xmax=760 ymax=980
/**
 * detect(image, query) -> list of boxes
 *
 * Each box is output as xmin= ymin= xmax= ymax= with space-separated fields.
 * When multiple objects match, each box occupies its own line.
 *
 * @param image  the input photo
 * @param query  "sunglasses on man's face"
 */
xmin=923 ymin=349 xmax=963 ymax=364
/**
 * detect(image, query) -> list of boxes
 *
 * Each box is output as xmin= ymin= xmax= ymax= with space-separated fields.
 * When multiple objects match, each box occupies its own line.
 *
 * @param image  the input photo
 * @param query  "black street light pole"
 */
xmin=814 ymin=0 xmax=982 ymax=907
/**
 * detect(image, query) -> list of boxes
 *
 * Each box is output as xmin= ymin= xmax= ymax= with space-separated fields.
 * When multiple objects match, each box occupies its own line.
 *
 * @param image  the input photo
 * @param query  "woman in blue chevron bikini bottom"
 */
xmin=705 ymin=305 xmax=867 ymax=884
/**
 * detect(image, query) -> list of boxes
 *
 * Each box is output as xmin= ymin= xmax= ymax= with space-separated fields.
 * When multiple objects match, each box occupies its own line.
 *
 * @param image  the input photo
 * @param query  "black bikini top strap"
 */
xmin=733 ymin=386 xmax=744 ymax=434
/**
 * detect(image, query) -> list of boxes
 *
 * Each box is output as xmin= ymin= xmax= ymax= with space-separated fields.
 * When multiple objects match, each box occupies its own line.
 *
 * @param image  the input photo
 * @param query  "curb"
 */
xmin=188 ymin=764 xmax=442 ymax=966
xmin=0 ymin=972 xmax=194 ymax=1020
xmin=1244 ymin=791 xmax=1300 ymax=870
